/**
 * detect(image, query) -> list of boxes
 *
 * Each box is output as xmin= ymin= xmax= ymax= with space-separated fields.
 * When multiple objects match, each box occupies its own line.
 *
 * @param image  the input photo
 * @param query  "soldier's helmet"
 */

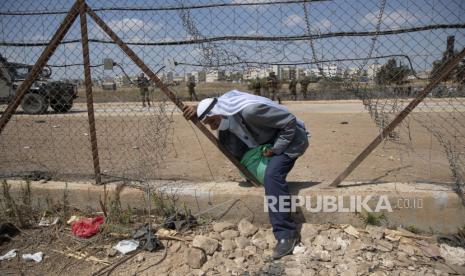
xmin=139 ymin=73 xmax=144 ymax=78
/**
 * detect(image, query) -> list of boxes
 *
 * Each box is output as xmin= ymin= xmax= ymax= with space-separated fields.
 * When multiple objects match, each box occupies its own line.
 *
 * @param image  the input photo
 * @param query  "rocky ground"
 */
xmin=1 ymin=220 xmax=465 ymax=275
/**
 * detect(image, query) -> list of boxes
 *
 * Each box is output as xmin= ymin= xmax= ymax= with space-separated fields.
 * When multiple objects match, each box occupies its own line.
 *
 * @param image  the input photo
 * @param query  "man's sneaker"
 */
xmin=271 ymin=238 xmax=298 ymax=260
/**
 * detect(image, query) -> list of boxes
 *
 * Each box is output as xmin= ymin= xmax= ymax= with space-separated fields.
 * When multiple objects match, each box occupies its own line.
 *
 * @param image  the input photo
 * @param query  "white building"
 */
xmin=367 ymin=63 xmax=382 ymax=79
xmin=206 ymin=70 xmax=226 ymax=83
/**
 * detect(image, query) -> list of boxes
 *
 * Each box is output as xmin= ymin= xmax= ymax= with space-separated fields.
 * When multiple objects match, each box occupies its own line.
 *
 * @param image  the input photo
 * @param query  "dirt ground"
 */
xmin=0 ymin=100 xmax=457 ymax=185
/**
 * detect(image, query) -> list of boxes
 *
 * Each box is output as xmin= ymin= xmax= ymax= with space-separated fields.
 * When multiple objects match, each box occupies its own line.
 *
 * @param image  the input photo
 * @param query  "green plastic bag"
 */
xmin=240 ymin=145 xmax=271 ymax=185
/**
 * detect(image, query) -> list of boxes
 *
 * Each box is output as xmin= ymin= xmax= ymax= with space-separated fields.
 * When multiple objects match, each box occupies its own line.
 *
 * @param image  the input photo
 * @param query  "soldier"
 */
xmin=252 ymin=77 xmax=262 ymax=96
xmin=300 ymin=76 xmax=310 ymax=100
xmin=267 ymin=72 xmax=278 ymax=100
xmin=288 ymin=77 xmax=297 ymax=101
xmin=137 ymin=73 xmax=150 ymax=107
xmin=187 ymin=76 xmax=198 ymax=101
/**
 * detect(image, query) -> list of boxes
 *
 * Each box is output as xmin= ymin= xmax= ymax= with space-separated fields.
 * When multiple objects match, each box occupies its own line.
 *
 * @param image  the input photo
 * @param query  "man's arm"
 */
xmin=242 ymin=104 xmax=297 ymax=155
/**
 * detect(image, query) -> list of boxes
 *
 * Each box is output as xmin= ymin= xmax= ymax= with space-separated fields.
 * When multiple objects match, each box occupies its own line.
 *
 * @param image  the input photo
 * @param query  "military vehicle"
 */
xmin=0 ymin=54 xmax=77 ymax=114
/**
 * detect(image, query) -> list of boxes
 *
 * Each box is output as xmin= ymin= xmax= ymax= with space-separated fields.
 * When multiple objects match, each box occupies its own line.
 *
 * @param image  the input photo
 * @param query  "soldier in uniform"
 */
xmin=288 ymin=77 xmax=297 ymax=101
xmin=252 ymin=77 xmax=262 ymax=96
xmin=137 ymin=73 xmax=151 ymax=107
xmin=300 ymin=76 xmax=310 ymax=100
xmin=187 ymin=76 xmax=198 ymax=101
xmin=267 ymin=72 xmax=278 ymax=100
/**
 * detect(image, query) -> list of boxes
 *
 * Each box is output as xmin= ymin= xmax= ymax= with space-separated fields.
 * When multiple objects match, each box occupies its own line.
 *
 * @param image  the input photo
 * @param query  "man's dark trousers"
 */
xmin=264 ymin=153 xmax=297 ymax=240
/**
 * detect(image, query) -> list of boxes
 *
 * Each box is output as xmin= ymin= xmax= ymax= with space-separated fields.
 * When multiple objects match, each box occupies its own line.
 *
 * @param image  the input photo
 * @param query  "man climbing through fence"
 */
xmin=137 ymin=73 xmax=151 ymax=107
xmin=182 ymin=90 xmax=310 ymax=260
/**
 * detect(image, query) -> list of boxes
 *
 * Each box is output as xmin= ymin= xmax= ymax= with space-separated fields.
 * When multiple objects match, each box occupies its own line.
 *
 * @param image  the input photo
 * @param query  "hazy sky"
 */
xmin=0 ymin=0 xmax=464 ymax=79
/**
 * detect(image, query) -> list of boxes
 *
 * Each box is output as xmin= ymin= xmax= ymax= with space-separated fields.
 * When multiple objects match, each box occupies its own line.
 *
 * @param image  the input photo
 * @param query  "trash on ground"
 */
xmin=113 ymin=239 xmax=139 ymax=255
xmin=156 ymin=228 xmax=177 ymax=237
xmin=133 ymin=225 xmax=164 ymax=252
xmin=38 ymin=215 xmax=60 ymax=227
xmin=164 ymin=212 xmax=197 ymax=231
xmin=22 ymin=252 xmax=43 ymax=263
xmin=0 ymin=249 xmax=17 ymax=261
xmin=67 ymin=215 xmax=82 ymax=225
xmin=71 ymin=215 xmax=105 ymax=238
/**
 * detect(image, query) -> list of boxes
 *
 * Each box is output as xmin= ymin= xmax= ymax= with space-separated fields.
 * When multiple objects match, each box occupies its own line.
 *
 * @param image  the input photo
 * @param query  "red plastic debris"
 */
xmin=71 ymin=216 xmax=105 ymax=238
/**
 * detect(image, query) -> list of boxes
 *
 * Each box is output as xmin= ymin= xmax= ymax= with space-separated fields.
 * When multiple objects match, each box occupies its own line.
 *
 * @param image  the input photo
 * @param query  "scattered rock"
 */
xmin=238 ymin=219 xmax=258 ymax=237
xmin=251 ymin=232 xmax=268 ymax=250
xmin=184 ymin=248 xmax=207 ymax=269
xmin=398 ymin=243 xmax=416 ymax=256
xmin=221 ymin=230 xmax=239 ymax=239
xmin=285 ymin=267 xmax=303 ymax=276
xmin=335 ymin=237 xmax=350 ymax=252
xmin=312 ymin=249 xmax=331 ymax=262
xmin=313 ymin=235 xmax=329 ymax=247
xmin=439 ymin=243 xmax=465 ymax=266
xmin=375 ymin=239 xmax=394 ymax=252
xmin=208 ymin=231 xmax=222 ymax=241
xmin=213 ymin=222 xmax=235 ymax=233
xmin=193 ymin=235 xmax=219 ymax=255
xmin=292 ymin=243 xmax=306 ymax=254
xmin=244 ymin=245 xmax=257 ymax=256
xmin=343 ymin=225 xmax=359 ymax=238
xmin=234 ymin=236 xmax=250 ymax=249
xmin=366 ymin=225 xmax=384 ymax=240
xmin=107 ymin=248 xmax=118 ymax=257
xmin=301 ymin=223 xmax=319 ymax=241
xmin=221 ymin=239 xmax=236 ymax=252
xmin=136 ymin=255 xmax=145 ymax=263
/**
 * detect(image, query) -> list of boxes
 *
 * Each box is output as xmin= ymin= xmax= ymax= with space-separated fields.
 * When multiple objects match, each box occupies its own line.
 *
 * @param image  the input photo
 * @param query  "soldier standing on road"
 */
xmin=288 ymin=77 xmax=297 ymax=101
xmin=137 ymin=73 xmax=151 ymax=107
xmin=187 ymin=76 xmax=199 ymax=101
xmin=252 ymin=77 xmax=262 ymax=96
xmin=267 ymin=72 xmax=278 ymax=101
xmin=300 ymin=76 xmax=310 ymax=100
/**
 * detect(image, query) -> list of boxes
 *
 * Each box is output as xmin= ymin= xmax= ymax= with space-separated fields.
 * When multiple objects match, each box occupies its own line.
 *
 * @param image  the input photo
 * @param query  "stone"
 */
xmin=284 ymin=267 xmax=303 ymax=276
xmin=292 ymin=243 xmax=306 ymax=254
xmin=300 ymin=223 xmax=319 ymax=241
xmin=375 ymin=239 xmax=393 ymax=252
xmin=238 ymin=219 xmax=258 ymax=237
xmin=221 ymin=230 xmax=239 ymax=239
xmin=366 ymin=225 xmax=384 ymax=240
xmin=221 ymin=239 xmax=236 ymax=252
xmin=184 ymin=248 xmax=207 ymax=269
xmin=398 ymin=243 xmax=416 ymax=256
xmin=193 ymin=235 xmax=219 ymax=255
xmin=135 ymin=255 xmax=145 ymax=263
xmin=251 ymin=232 xmax=268 ymax=250
xmin=229 ymin=248 xmax=244 ymax=260
xmin=208 ymin=231 xmax=222 ymax=241
xmin=107 ymin=248 xmax=118 ymax=257
xmin=234 ymin=236 xmax=250 ymax=249
xmin=323 ymin=240 xmax=341 ymax=251
xmin=343 ymin=225 xmax=360 ymax=238
xmin=335 ymin=237 xmax=350 ymax=252
xmin=335 ymin=263 xmax=348 ymax=273
xmin=439 ymin=243 xmax=465 ymax=266
xmin=313 ymin=235 xmax=329 ymax=247
xmin=244 ymin=245 xmax=257 ymax=256
xmin=265 ymin=230 xmax=277 ymax=248
xmin=212 ymin=222 xmax=235 ymax=233
xmin=312 ymin=249 xmax=331 ymax=262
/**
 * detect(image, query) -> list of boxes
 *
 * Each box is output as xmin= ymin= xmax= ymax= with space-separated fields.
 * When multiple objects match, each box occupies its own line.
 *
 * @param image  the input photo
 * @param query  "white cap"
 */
xmin=197 ymin=98 xmax=215 ymax=119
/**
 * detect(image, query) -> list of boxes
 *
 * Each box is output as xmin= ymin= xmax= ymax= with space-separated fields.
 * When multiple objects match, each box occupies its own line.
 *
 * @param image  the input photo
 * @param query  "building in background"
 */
xmin=206 ymin=69 xmax=226 ymax=82
xmin=367 ymin=63 xmax=382 ymax=79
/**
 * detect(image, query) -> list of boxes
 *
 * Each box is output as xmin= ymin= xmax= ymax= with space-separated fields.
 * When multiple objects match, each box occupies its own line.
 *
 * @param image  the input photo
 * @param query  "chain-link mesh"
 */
xmin=0 ymin=0 xmax=464 ymax=188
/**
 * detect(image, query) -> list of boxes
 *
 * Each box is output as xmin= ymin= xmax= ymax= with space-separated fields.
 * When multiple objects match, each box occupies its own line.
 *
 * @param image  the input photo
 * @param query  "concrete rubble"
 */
xmin=165 ymin=222 xmax=465 ymax=275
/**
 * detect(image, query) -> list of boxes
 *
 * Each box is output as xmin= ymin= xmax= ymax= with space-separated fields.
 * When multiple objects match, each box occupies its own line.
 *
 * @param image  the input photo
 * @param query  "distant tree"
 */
xmin=431 ymin=50 xmax=465 ymax=85
xmin=375 ymin=58 xmax=412 ymax=85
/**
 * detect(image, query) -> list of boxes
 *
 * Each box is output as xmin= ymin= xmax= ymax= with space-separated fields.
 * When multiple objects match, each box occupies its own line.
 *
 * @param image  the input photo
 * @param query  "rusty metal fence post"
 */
xmin=79 ymin=0 xmax=102 ymax=184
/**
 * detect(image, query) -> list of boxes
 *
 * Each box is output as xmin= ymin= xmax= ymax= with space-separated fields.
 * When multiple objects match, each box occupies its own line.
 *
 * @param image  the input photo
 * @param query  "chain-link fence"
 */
xmin=0 ymin=0 xmax=464 ymax=188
